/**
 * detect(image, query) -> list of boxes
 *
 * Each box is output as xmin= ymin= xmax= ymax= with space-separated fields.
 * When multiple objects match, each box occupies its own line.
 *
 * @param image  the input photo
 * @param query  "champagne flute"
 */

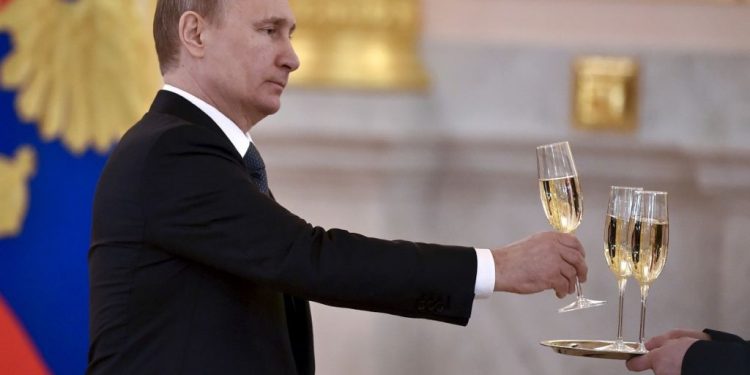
xmin=628 ymin=191 xmax=669 ymax=353
xmin=536 ymin=141 xmax=606 ymax=313
xmin=599 ymin=186 xmax=642 ymax=352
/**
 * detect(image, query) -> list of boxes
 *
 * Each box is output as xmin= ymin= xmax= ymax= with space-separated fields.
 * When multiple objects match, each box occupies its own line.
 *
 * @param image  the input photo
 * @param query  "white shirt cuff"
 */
xmin=473 ymin=248 xmax=495 ymax=299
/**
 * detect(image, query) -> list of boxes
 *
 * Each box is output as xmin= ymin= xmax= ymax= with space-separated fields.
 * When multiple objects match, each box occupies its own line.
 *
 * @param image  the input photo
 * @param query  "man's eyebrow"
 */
xmin=254 ymin=16 xmax=295 ymax=30
xmin=254 ymin=17 xmax=296 ymax=36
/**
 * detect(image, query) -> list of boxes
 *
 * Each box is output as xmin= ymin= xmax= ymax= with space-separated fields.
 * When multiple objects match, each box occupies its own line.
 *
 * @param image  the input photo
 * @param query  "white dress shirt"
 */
xmin=161 ymin=84 xmax=496 ymax=299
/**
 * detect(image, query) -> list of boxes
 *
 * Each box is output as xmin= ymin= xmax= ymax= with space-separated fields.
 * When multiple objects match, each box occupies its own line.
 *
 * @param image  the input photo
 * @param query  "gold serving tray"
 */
xmin=540 ymin=340 xmax=645 ymax=360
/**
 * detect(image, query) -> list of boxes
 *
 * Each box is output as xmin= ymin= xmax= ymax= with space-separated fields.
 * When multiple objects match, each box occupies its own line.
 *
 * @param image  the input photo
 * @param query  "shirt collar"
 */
xmin=162 ymin=84 xmax=253 ymax=157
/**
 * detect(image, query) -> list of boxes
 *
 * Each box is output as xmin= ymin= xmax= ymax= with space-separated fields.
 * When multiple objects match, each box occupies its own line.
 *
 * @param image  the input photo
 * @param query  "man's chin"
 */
xmin=257 ymin=101 xmax=281 ymax=118
xmin=244 ymin=98 xmax=281 ymax=123
xmin=264 ymin=102 xmax=281 ymax=115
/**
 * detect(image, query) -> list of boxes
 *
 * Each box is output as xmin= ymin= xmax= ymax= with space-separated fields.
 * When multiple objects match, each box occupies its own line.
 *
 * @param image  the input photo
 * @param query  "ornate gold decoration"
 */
xmin=289 ymin=0 xmax=430 ymax=91
xmin=572 ymin=56 xmax=639 ymax=132
xmin=0 ymin=146 xmax=36 ymax=238
xmin=0 ymin=0 xmax=161 ymax=155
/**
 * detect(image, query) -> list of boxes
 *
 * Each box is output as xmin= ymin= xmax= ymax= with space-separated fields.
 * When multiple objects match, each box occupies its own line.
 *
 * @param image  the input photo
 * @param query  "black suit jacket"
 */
xmin=683 ymin=329 xmax=750 ymax=375
xmin=87 ymin=91 xmax=478 ymax=375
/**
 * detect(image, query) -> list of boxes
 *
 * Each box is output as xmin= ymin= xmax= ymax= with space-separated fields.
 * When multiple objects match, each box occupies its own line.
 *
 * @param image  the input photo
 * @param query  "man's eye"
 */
xmin=263 ymin=28 xmax=276 ymax=35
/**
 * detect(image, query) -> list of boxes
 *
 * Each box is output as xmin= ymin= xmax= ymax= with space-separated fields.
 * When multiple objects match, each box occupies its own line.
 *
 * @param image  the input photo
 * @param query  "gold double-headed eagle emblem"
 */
xmin=0 ymin=0 xmax=161 ymax=155
xmin=0 ymin=147 xmax=35 ymax=237
xmin=0 ymin=0 xmax=160 ymax=238
xmin=0 ymin=0 xmax=427 ymax=238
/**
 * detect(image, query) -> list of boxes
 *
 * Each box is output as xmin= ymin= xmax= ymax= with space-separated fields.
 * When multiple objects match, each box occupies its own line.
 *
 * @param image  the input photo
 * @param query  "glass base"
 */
xmin=635 ymin=343 xmax=648 ymax=354
xmin=558 ymin=297 xmax=607 ymax=313
xmin=597 ymin=341 xmax=639 ymax=353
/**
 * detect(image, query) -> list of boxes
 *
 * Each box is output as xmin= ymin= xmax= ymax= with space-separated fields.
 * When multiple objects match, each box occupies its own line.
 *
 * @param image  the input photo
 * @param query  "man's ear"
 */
xmin=178 ymin=11 xmax=207 ymax=58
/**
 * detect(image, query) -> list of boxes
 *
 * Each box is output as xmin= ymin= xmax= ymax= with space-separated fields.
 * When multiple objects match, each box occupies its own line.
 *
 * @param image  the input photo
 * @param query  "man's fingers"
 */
xmin=555 ymin=233 xmax=585 ymax=256
xmin=553 ymin=275 xmax=570 ymax=299
xmin=647 ymin=329 xmax=705 ymax=350
xmin=669 ymin=329 xmax=711 ymax=341
xmin=559 ymin=263 xmax=577 ymax=294
xmin=646 ymin=334 xmax=669 ymax=350
xmin=559 ymin=247 xmax=588 ymax=283
xmin=625 ymin=352 xmax=652 ymax=372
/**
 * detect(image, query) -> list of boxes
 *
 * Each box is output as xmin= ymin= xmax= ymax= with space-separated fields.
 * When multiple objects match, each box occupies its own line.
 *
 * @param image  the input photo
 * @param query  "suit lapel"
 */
xmin=148 ymin=89 xmax=315 ymax=374
xmin=148 ymin=90 xmax=244 ymax=162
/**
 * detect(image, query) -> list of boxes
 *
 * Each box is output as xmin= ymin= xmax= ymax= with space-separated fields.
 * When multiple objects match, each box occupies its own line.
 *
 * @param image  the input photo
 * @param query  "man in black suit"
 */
xmin=626 ymin=329 xmax=750 ymax=374
xmin=87 ymin=0 xmax=589 ymax=374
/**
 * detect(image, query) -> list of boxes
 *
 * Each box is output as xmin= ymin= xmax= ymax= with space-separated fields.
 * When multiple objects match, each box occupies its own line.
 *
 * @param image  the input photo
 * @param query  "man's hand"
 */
xmin=491 ymin=232 xmax=587 ymax=298
xmin=626 ymin=329 xmax=710 ymax=374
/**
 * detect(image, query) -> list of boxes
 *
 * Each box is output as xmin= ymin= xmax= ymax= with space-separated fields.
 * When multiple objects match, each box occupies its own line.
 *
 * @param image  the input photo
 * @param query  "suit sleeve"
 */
xmin=140 ymin=124 xmax=477 ymax=325
xmin=682 ymin=329 xmax=750 ymax=375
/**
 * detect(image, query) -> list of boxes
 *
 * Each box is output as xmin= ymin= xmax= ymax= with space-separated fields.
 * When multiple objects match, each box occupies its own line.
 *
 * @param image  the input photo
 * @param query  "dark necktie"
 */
xmin=243 ymin=142 xmax=269 ymax=195
xmin=245 ymin=144 xmax=311 ymax=372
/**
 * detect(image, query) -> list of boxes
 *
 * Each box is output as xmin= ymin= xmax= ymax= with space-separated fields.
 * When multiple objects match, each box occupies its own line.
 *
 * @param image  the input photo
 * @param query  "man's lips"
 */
xmin=268 ymin=80 xmax=286 ymax=89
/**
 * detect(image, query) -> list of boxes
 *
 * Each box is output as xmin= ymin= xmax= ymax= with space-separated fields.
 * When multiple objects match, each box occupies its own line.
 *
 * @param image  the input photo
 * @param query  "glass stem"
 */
xmin=616 ymin=278 xmax=628 ymax=344
xmin=570 ymin=229 xmax=584 ymax=301
xmin=638 ymin=284 xmax=650 ymax=352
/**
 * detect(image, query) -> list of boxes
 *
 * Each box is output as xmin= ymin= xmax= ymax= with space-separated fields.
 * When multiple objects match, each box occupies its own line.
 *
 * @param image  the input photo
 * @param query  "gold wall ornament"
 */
xmin=0 ymin=146 xmax=36 ymax=238
xmin=572 ymin=56 xmax=639 ymax=132
xmin=288 ymin=0 xmax=430 ymax=91
xmin=0 ymin=0 xmax=161 ymax=155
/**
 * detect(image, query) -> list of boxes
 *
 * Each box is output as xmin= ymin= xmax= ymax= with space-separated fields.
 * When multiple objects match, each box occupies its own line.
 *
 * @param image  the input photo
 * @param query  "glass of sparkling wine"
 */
xmin=628 ymin=191 xmax=669 ymax=353
xmin=600 ymin=186 xmax=642 ymax=352
xmin=536 ymin=141 xmax=606 ymax=313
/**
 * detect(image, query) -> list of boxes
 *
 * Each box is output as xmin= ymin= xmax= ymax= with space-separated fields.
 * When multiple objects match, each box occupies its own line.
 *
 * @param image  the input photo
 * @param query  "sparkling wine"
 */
xmin=539 ymin=176 xmax=583 ymax=233
xmin=605 ymin=215 xmax=633 ymax=279
xmin=629 ymin=219 xmax=669 ymax=285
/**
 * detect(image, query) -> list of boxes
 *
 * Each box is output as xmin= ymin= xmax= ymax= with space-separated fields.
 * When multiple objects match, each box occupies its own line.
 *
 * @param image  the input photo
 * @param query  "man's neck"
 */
xmin=162 ymin=73 xmax=258 ymax=133
xmin=161 ymin=83 xmax=255 ymax=157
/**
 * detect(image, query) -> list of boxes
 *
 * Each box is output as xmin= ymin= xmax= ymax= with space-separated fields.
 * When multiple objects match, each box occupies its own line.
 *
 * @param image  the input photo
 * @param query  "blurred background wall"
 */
xmin=259 ymin=1 xmax=750 ymax=374
xmin=0 ymin=1 xmax=748 ymax=374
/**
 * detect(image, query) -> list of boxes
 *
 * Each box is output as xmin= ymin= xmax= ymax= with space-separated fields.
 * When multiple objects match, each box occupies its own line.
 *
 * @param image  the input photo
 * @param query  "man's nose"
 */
xmin=280 ymin=41 xmax=300 ymax=72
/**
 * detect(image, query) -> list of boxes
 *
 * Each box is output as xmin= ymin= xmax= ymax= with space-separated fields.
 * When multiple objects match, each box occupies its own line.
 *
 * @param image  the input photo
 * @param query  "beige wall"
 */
xmin=255 ymin=2 xmax=750 ymax=374
xmin=425 ymin=0 xmax=750 ymax=52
